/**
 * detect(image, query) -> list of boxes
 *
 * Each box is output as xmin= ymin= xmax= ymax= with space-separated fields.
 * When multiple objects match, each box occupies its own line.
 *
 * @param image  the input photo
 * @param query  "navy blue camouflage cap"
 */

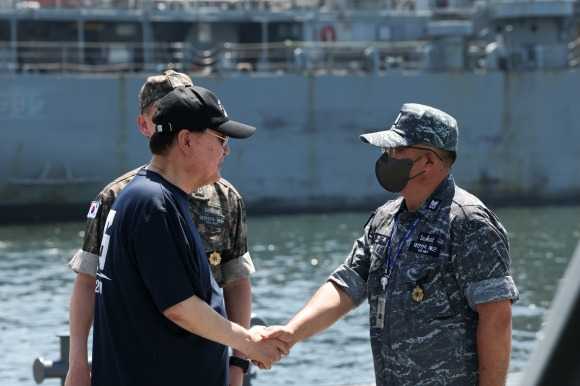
xmin=360 ymin=103 xmax=458 ymax=152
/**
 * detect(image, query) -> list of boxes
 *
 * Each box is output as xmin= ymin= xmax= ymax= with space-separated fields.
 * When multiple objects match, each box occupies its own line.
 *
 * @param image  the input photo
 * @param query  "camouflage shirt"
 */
xmin=329 ymin=174 xmax=519 ymax=385
xmin=69 ymin=166 xmax=254 ymax=287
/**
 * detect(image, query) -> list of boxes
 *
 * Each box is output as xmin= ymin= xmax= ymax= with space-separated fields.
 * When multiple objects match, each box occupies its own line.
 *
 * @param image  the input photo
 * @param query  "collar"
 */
xmin=191 ymin=186 xmax=209 ymax=201
xmin=415 ymin=174 xmax=454 ymax=222
xmin=189 ymin=183 xmax=221 ymax=208
xmin=388 ymin=174 xmax=454 ymax=222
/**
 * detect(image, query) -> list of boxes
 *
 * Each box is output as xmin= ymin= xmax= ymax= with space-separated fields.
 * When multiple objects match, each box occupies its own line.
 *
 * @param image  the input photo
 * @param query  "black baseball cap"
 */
xmin=153 ymin=86 xmax=256 ymax=139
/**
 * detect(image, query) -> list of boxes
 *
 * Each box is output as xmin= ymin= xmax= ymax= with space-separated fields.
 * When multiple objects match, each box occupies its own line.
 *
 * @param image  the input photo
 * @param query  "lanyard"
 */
xmin=381 ymin=213 xmax=421 ymax=290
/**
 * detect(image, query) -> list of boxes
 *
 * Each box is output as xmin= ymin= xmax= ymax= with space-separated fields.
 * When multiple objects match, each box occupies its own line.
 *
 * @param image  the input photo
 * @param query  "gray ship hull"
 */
xmin=2 ymin=70 xmax=579 ymax=222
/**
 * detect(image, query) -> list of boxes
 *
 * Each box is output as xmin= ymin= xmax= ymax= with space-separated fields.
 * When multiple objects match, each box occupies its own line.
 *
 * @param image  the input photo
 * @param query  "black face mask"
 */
xmin=375 ymin=153 xmax=425 ymax=193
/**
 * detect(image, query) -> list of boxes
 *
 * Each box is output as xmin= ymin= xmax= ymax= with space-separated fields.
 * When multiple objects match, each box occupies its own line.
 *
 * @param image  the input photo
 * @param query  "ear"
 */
xmin=177 ymin=130 xmax=192 ymax=153
xmin=423 ymin=151 xmax=438 ymax=170
xmin=137 ymin=114 xmax=151 ymax=137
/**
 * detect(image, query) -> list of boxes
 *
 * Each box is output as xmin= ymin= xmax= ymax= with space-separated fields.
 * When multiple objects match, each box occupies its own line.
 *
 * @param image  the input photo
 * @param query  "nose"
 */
xmin=223 ymin=143 xmax=230 ymax=155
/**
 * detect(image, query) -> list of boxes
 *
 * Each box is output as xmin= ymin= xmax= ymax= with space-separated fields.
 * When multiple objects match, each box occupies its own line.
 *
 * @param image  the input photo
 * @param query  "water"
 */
xmin=1 ymin=206 xmax=580 ymax=386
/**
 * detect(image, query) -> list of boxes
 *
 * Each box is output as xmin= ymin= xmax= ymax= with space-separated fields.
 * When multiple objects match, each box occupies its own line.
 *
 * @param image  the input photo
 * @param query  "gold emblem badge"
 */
xmin=412 ymin=285 xmax=424 ymax=303
xmin=209 ymin=251 xmax=221 ymax=266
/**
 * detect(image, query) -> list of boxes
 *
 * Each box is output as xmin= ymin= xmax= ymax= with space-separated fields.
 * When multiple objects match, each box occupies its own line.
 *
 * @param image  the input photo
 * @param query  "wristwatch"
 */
xmin=229 ymin=356 xmax=250 ymax=375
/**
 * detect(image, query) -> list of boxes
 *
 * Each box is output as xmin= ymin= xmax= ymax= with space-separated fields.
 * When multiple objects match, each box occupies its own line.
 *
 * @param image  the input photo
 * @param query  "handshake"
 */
xmin=241 ymin=325 xmax=296 ymax=370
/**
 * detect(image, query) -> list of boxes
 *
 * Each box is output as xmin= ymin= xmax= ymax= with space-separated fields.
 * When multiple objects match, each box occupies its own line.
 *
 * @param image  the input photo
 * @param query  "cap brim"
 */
xmin=214 ymin=120 xmax=256 ymax=139
xmin=360 ymin=127 xmax=410 ymax=148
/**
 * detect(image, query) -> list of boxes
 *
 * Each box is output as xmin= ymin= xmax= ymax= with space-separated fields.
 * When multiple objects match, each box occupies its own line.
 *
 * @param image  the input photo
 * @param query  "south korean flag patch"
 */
xmin=87 ymin=201 xmax=100 ymax=219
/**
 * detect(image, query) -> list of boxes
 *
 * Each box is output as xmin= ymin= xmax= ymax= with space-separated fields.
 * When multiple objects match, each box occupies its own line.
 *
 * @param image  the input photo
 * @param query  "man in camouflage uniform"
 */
xmin=65 ymin=71 xmax=255 ymax=386
xmin=264 ymin=103 xmax=519 ymax=385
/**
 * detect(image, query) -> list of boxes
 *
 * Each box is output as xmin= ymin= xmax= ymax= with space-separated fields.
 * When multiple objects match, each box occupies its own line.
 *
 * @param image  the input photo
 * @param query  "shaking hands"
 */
xmin=243 ymin=324 xmax=297 ymax=370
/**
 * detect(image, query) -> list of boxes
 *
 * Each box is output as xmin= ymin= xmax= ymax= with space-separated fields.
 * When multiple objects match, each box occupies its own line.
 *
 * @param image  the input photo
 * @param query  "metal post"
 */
xmin=78 ymin=20 xmax=85 ymax=72
xmin=142 ymin=20 xmax=154 ymax=72
xmin=259 ymin=20 xmax=269 ymax=71
xmin=10 ymin=18 xmax=17 ymax=72
xmin=32 ymin=333 xmax=69 ymax=385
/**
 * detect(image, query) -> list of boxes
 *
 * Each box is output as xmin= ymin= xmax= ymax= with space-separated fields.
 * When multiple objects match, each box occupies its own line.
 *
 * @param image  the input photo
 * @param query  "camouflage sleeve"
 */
xmin=452 ymin=217 xmax=519 ymax=310
xmin=328 ymin=232 xmax=372 ymax=307
xmin=219 ymin=187 xmax=255 ymax=286
xmin=68 ymin=167 xmax=139 ymax=276
xmin=68 ymin=189 xmax=118 ymax=276
xmin=69 ymin=249 xmax=99 ymax=277
xmin=68 ymin=193 xmax=108 ymax=276
xmin=328 ymin=211 xmax=380 ymax=306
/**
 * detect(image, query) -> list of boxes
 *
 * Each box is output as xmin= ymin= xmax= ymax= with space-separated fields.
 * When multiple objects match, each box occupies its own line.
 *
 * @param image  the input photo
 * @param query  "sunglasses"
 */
xmin=383 ymin=146 xmax=442 ymax=161
xmin=204 ymin=129 xmax=229 ymax=149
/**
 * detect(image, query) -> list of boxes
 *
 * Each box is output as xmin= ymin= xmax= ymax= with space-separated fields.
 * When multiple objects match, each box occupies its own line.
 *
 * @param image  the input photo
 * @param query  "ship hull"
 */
xmin=2 ymin=70 xmax=579 ymax=222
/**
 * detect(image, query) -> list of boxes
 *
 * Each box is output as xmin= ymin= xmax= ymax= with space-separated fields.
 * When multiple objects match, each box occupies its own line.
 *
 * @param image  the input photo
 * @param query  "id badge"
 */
xmin=375 ymin=296 xmax=386 ymax=328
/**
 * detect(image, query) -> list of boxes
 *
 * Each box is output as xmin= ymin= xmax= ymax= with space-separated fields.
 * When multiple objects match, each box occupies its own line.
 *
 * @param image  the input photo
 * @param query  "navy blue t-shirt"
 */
xmin=92 ymin=169 xmax=228 ymax=386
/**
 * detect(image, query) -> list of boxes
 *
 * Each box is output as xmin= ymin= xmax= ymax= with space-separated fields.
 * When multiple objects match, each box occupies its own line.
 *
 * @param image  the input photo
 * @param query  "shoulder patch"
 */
xmin=87 ymin=201 xmax=100 ymax=219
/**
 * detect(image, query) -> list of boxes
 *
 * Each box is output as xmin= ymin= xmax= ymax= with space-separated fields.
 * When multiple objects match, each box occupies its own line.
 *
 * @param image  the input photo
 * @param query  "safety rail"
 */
xmin=2 ymin=0 xmax=325 ymax=12
xmin=0 ymin=40 xmax=429 ymax=75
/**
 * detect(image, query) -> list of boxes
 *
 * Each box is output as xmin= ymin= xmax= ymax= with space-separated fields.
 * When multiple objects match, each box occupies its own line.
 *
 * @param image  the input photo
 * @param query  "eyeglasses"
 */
xmin=382 ymin=147 xmax=397 ymax=158
xmin=383 ymin=146 xmax=443 ymax=161
xmin=204 ymin=129 xmax=229 ymax=149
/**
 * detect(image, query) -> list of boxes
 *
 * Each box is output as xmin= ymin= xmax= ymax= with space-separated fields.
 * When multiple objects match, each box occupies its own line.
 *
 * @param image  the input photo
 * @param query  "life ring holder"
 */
xmin=320 ymin=25 xmax=337 ymax=42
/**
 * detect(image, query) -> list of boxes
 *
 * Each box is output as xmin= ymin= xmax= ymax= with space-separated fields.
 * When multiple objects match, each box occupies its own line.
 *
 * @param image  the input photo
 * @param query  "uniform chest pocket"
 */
xmin=205 ymin=227 xmax=231 ymax=252
xmin=194 ymin=212 xmax=230 ymax=252
xmin=400 ymin=259 xmax=459 ymax=320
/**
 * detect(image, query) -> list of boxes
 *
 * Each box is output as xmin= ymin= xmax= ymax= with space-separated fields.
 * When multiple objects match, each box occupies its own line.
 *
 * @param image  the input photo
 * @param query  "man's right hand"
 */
xmin=262 ymin=325 xmax=297 ymax=349
xmin=244 ymin=325 xmax=290 ymax=370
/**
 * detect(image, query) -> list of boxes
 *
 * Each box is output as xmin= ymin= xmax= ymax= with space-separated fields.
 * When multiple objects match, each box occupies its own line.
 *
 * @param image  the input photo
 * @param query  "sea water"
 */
xmin=1 ymin=206 xmax=579 ymax=385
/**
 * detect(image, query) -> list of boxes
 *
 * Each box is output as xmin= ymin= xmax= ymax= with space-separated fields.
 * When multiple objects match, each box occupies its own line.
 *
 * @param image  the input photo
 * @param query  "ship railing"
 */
xmin=216 ymin=40 xmax=429 ymax=73
xmin=0 ymin=41 xmax=146 ymax=73
xmin=149 ymin=0 xmax=321 ymax=12
xmin=0 ymin=40 xmax=429 ymax=75
xmin=4 ymin=0 xmax=327 ymax=12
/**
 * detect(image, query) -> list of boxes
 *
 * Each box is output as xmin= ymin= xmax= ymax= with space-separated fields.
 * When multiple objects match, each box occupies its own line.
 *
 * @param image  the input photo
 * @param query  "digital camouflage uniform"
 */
xmin=69 ymin=166 xmax=254 ymax=287
xmin=331 ymin=103 xmax=520 ymax=385
xmin=330 ymin=174 xmax=519 ymax=385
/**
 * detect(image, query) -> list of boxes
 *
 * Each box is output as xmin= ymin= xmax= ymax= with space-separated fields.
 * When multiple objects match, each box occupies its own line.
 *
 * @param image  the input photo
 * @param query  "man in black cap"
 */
xmin=66 ymin=72 xmax=256 ymax=386
xmin=90 ymin=86 xmax=288 ymax=386
xmin=264 ymin=103 xmax=519 ymax=385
